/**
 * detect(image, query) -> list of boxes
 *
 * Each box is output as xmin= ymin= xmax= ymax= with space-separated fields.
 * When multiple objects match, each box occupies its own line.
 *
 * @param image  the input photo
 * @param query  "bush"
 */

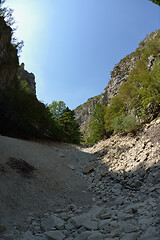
xmin=104 ymin=96 xmax=125 ymax=134
xmin=86 ymin=103 xmax=105 ymax=145
xmin=112 ymin=114 xmax=141 ymax=134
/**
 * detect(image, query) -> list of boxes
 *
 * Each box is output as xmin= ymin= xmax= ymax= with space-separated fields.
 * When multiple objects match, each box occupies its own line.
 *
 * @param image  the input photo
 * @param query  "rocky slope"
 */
xmin=0 ymin=117 xmax=159 ymax=239
xmin=74 ymin=30 xmax=160 ymax=135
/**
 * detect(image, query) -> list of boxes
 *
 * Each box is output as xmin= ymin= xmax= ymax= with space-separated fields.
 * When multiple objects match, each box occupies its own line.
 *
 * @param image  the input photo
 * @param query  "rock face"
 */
xmin=74 ymin=92 xmax=107 ymax=133
xmin=18 ymin=63 xmax=36 ymax=95
xmin=74 ymin=30 xmax=160 ymax=134
xmin=0 ymin=17 xmax=19 ymax=90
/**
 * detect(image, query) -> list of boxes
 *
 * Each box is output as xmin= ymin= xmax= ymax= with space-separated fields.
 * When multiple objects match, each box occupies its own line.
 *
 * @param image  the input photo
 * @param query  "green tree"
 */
xmin=149 ymin=0 xmax=160 ymax=6
xmin=49 ymin=100 xmax=67 ymax=119
xmin=49 ymin=101 xmax=81 ymax=143
xmin=59 ymin=108 xmax=81 ymax=143
xmin=87 ymin=103 xmax=105 ymax=145
xmin=0 ymin=89 xmax=59 ymax=140
xmin=0 ymin=0 xmax=24 ymax=55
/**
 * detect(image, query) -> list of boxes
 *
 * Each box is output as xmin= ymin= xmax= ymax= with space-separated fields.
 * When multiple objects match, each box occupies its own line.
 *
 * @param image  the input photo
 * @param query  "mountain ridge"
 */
xmin=74 ymin=30 xmax=160 ymax=138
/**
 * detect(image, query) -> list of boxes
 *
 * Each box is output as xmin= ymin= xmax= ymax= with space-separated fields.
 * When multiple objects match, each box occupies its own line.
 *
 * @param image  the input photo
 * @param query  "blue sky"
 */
xmin=4 ymin=0 xmax=160 ymax=109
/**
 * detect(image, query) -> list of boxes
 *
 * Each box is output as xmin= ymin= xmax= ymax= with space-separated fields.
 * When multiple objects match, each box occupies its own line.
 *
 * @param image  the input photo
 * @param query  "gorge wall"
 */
xmin=74 ymin=30 xmax=160 ymax=135
xmin=0 ymin=17 xmax=18 ymax=90
xmin=0 ymin=17 xmax=36 ymax=95
xmin=18 ymin=63 xmax=36 ymax=95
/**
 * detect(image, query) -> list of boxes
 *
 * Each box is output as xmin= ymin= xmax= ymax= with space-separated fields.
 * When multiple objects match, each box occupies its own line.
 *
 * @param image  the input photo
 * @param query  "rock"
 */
xmin=122 ymin=223 xmax=137 ymax=233
xmin=88 ymin=205 xmax=106 ymax=219
xmin=0 ymin=225 xmax=6 ymax=233
xmin=65 ymin=222 xmax=75 ymax=230
xmin=134 ymin=180 xmax=143 ymax=188
xmin=77 ymin=231 xmax=92 ymax=240
xmin=82 ymin=220 xmax=98 ymax=230
xmin=41 ymin=215 xmax=65 ymax=231
xmin=70 ymin=214 xmax=90 ymax=228
xmin=45 ymin=231 xmax=65 ymax=240
xmin=68 ymin=164 xmax=75 ymax=170
xmin=18 ymin=63 xmax=36 ymax=95
xmin=83 ymin=164 xmax=94 ymax=174
xmin=120 ymin=232 xmax=140 ymax=240
xmin=87 ymin=231 xmax=104 ymax=240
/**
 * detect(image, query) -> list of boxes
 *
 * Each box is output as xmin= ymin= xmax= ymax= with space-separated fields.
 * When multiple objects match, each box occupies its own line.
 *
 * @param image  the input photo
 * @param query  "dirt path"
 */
xmin=0 ymin=135 xmax=93 ymax=232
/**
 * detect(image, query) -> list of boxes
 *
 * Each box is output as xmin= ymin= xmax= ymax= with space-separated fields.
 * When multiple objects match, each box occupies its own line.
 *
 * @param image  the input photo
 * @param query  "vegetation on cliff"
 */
xmin=150 ymin=0 xmax=160 ymax=6
xmin=87 ymin=30 xmax=160 ymax=145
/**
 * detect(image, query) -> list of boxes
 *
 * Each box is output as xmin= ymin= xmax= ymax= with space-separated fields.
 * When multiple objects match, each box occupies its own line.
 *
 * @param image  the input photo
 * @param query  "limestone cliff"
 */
xmin=74 ymin=30 xmax=160 ymax=135
xmin=0 ymin=17 xmax=19 ymax=89
xmin=74 ymin=92 xmax=107 ymax=134
xmin=18 ymin=63 xmax=36 ymax=95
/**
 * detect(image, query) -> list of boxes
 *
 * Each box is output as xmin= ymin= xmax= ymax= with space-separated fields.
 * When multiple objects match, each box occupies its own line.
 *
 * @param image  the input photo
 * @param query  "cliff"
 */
xmin=0 ymin=18 xmax=36 ymax=95
xmin=18 ymin=63 xmax=36 ymax=95
xmin=74 ymin=30 xmax=160 ymax=135
xmin=0 ymin=17 xmax=19 ymax=89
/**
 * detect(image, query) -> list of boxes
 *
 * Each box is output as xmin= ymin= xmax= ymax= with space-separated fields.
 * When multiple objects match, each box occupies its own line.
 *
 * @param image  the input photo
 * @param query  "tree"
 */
xmin=49 ymin=101 xmax=67 ymax=119
xmin=149 ymin=0 xmax=160 ymax=6
xmin=0 ymin=0 xmax=24 ymax=55
xmin=49 ymin=101 xmax=81 ymax=143
xmin=58 ymin=108 xmax=81 ymax=143
xmin=87 ymin=103 xmax=105 ymax=145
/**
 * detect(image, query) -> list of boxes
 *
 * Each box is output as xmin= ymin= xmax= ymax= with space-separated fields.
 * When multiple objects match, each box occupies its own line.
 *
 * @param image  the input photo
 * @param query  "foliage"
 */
xmin=149 ymin=0 xmax=160 ymax=6
xmin=104 ymin=96 xmax=125 ymax=134
xmin=112 ymin=113 xmax=141 ymax=134
xmin=0 ymin=0 xmax=24 ymax=55
xmin=58 ymin=108 xmax=81 ymax=143
xmin=87 ymin=103 xmax=105 ymax=145
xmin=104 ymin=30 xmax=160 ymax=135
xmin=49 ymin=101 xmax=81 ymax=143
xmin=49 ymin=100 xmax=67 ymax=118
xmin=0 ymin=89 xmax=60 ymax=140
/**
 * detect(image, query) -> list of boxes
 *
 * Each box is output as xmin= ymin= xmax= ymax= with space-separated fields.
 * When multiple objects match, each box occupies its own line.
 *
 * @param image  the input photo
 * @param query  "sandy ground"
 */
xmin=0 ymin=135 xmax=93 ymax=232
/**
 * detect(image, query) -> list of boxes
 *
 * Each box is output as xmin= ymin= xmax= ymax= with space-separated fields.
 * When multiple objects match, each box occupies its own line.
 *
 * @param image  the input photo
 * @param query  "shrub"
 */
xmin=86 ymin=103 xmax=105 ymax=145
xmin=112 ymin=114 xmax=141 ymax=134
xmin=104 ymin=96 xmax=125 ymax=134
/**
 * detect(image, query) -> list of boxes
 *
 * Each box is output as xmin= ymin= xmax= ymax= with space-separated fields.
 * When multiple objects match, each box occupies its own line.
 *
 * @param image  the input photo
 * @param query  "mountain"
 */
xmin=74 ymin=30 xmax=160 ymax=137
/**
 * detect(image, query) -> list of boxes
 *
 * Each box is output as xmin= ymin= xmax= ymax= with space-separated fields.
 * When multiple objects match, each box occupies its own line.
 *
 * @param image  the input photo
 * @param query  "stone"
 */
xmin=134 ymin=180 xmax=143 ymax=188
xmin=68 ymin=164 xmax=75 ymax=170
xmin=83 ymin=164 xmax=94 ymax=174
xmin=82 ymin=220 xmax=98 ymax=230
xmin=41 ymin=215 xmax=65 ymax=231
xmin=45 ymin=231 xmax=65 ymax=240
xmin=123 ymin=223 xmax=137 ymax=233
xmin=77 ymin=231 xmax=92 ymax=240
xmin=65 ymin=222 xmax=75 ymax=230
xmin=18 ymin=63 xmax=36 ymax=95
xmin=120 ymin=232 xmax=140 ymax=240
xmin=0 ymin=225 xmax=6 ymax=233
xmin=99 ymin=220 xmax=111 ymax=231
xmin=70 ymin=214 xmax=90 ymax=228
xmin=88 ymin=205 xmax=106 ymax=219
xmin=87 ymin=231 xmax=104 ymax=240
